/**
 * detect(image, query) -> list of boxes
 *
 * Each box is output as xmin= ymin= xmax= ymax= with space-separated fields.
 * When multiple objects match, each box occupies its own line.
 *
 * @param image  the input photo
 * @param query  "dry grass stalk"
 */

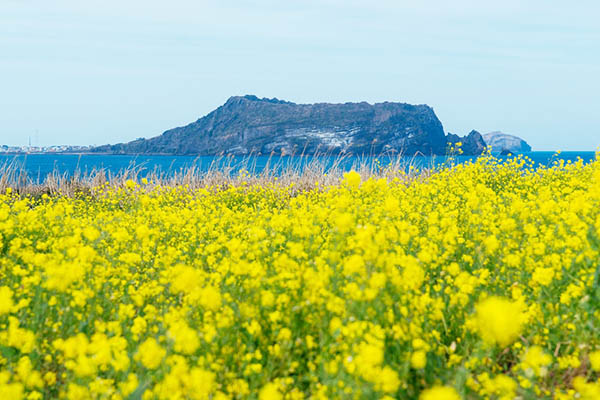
xmin=0 ymin=153 xmax=437 ymax=198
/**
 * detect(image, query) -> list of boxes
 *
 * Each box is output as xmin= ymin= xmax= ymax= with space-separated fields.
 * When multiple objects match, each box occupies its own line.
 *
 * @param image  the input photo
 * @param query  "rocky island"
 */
xmin=483 ymin=131 xmax=532 ymax=153
xmin=92 ymin=95 xmax=487 ymax=156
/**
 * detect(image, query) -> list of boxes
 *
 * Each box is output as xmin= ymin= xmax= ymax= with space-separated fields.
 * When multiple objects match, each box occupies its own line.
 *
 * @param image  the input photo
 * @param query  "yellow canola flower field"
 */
xmin=1 ymin=155 xmax=600 ymax=400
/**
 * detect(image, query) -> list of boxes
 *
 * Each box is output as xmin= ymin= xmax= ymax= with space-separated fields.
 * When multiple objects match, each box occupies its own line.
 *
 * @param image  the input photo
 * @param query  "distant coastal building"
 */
xmin=0 ymin=145 xmax=93 ymax=154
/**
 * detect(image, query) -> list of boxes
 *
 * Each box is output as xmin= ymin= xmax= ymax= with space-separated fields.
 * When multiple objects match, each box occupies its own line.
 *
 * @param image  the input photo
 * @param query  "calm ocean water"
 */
xmin=0 ymin=152 xmax=596 ymax=182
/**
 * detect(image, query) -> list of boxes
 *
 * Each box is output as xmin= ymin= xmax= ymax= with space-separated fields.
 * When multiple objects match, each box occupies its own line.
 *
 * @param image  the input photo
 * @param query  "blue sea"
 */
xmin=0 ymin=152 xmax=596 ymax=182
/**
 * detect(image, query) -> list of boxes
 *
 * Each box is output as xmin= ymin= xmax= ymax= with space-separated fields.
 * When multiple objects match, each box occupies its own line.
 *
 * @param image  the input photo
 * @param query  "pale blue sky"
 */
xmin=1 ymin=0 xmax=599 ymax=150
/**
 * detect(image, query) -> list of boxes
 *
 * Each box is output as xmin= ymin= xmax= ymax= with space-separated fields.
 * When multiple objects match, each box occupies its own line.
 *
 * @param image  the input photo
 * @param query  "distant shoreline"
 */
xmin=0 ymin=150 xmax=597 ymax=158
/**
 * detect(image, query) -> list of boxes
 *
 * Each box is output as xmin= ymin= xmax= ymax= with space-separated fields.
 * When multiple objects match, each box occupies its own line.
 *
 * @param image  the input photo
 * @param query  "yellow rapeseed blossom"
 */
xmin=0 ymin=286 xmax=14 ymax=315
xmin=419 ymin=385 xmax=461 ymax=400
xmin=410 ymin=351 xmax=427 ymax=369
xmin=573 ymin=376 xmax=600 ymax=400
xmin=589 ymin=350 xmax=600 ymax=372
xmin=520 ymin=346 xmax=552 ymax=377
xmin=343 ymin=170 xmax=361 ymax=188
xmin=135 ymin=338 xmax=166 ymax=369
xmin=259 ymin=382 xmax=282 ymax=400
xmin=473 ymin=296 xmax=524 ymax=347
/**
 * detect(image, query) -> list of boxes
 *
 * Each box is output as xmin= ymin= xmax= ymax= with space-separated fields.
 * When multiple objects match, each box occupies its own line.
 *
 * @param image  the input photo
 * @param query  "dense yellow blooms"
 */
xmin=520 ymin=345 xmax=552 ymax=378
xmin=0 ymin=154 xmax=599 ymax=399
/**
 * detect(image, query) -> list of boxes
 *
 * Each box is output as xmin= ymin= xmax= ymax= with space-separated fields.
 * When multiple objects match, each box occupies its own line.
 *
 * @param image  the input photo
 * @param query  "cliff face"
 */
xmin=483 ymin=131 xmax=532 ymax=153
xmin=93 ymin=95 xmax=484 ymax=156
xmin=446 ymin=130 xmax=487 ymax=155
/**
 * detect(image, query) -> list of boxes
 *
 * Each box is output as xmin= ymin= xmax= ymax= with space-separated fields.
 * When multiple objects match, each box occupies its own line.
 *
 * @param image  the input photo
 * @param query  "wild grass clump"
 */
xmin=0 ymin=153 xmax=432 ymax=198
